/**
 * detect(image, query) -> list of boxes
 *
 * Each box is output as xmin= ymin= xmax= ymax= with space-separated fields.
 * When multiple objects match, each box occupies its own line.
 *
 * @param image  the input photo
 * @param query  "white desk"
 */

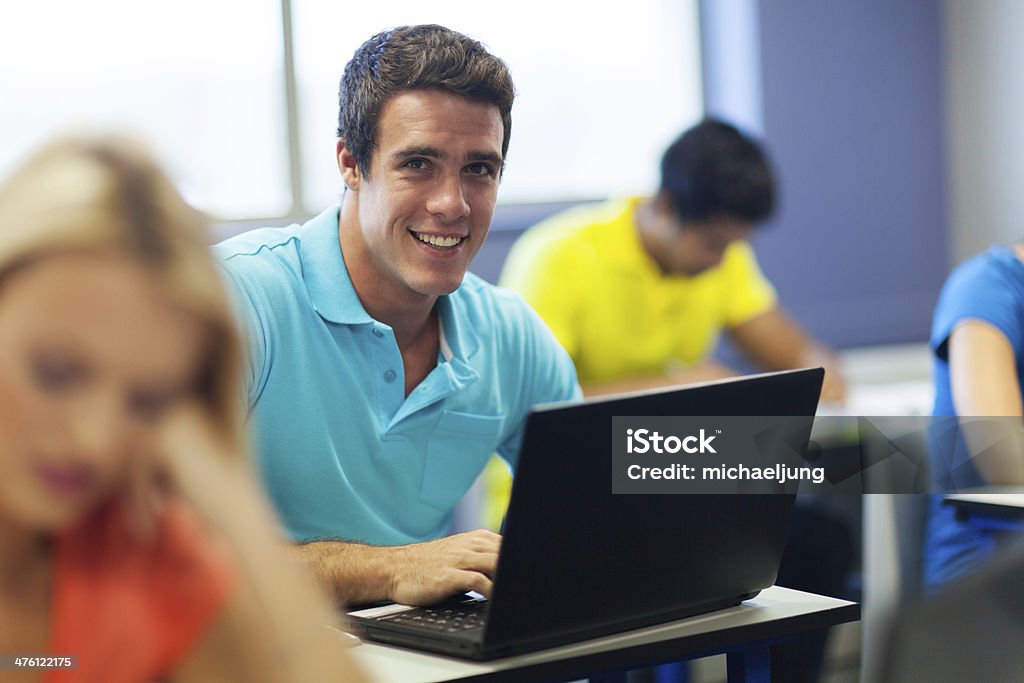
xmin=350 ymin=586 xmax=858 ymax=683
xmin=821 ymin=342 xmax=934 ymax=417
xmin=945 ymin=490 xmax=1024 ymax=509
xmin=944 ymin=489 xmax=1024 ymax=532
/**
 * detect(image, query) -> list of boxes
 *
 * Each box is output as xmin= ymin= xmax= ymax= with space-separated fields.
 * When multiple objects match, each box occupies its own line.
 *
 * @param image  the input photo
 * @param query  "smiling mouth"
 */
xmin=411 ymin=231 xmax=466 ymax=249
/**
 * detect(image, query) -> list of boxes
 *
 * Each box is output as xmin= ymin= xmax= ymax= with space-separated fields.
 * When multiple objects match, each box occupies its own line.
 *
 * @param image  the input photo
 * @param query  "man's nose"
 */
xmin=426 ymin=173 xmax=470 ymax=223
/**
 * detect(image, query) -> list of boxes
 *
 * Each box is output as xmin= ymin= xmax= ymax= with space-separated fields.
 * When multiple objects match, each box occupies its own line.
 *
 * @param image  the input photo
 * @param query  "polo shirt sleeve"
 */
xmin=215 ymin=261 xmax=270 ymax=410
xmin=931 ymin=254 xmax=1024 ymax=362
xmin=721 ymin=241 xmax=778 ymax=328
xmin=499 ymin=229 xmax=594 ymax=364
xmin=494 ymin=294 xmax=583 ymax=471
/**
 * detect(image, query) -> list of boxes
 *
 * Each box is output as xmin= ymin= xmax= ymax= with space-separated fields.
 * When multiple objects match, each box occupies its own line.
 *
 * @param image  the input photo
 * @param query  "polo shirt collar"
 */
xmin=299 ymin=205 xmax=375 ymax=325
xmin=390 ymin=295 xmax=480 ymax=426
xmin=437 ymin=292 xmax=480 ymax=363
xmin=299 ymin=205 xmax=481 ymax=364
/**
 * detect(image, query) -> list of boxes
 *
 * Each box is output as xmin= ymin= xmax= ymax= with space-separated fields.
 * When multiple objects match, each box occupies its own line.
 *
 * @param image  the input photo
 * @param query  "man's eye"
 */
xmin=466 ymin=162 xmax=494 ymax=177
xmin=404 ymin=158 xmax=426 ymax=170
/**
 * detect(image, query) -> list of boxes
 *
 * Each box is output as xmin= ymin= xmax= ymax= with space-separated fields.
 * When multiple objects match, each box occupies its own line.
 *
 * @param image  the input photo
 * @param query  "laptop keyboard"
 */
xmin=385 ymin=599 xmax=489 ymax=634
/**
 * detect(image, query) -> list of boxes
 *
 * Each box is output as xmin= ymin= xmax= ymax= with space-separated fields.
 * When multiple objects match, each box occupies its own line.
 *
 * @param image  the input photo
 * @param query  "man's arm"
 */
xmin=728 ymin=306 xmax=847 ymax=403
xmin=294 ymin=529 xmax=501 ymax=606
xmin=948 ymin=320 xmax=1024 ymax=485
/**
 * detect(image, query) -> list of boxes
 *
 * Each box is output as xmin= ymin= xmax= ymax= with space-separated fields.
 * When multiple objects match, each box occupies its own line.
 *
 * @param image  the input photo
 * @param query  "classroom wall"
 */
xmin=704 ymin=0 xmax=950 ymax=348
xmin=944 ymin=0 xmax=1024 ymax=263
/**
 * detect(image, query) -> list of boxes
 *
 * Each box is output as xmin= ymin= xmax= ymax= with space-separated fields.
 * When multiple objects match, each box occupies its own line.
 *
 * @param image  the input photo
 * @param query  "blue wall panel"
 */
xmin=750 ymin=0 xmax=950 ymax=347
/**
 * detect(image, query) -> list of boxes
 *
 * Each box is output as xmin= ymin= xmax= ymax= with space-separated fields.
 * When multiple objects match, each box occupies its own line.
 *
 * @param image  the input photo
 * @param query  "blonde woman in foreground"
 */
xmin=0 ymin=136 xmax=370 ymax=682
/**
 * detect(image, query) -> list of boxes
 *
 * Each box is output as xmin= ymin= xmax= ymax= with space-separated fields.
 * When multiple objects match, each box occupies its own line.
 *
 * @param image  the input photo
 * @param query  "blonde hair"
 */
xmin=0 ymin=134 xmax=246 ymax=452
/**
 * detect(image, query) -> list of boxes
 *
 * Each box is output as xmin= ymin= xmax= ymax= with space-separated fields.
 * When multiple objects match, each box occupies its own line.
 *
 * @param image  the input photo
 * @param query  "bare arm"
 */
xmin=172 ymin=484 xmax=371 ymax=683
xmin=948 ymin=320 xmax=1024 ymax=485
xmin=294 ymin=529 xmax=501 ymax=606
xmin=728 ymin=306 xmax=847 ymax=403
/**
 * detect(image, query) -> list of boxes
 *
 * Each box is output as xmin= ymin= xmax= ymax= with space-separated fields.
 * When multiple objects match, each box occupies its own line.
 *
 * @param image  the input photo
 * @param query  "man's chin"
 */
xmin=410 ymin=276 xmax=465 ymax=298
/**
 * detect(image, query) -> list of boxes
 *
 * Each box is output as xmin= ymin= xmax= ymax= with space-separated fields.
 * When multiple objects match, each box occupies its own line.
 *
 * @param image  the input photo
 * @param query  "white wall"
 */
xmin=945 ymin=0 xmax=1024 ymax=263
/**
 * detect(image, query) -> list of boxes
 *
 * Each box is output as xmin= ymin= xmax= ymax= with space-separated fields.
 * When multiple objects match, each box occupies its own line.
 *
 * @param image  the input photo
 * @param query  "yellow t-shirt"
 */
xmin=499 ymin=197 xmax=777 ymax=384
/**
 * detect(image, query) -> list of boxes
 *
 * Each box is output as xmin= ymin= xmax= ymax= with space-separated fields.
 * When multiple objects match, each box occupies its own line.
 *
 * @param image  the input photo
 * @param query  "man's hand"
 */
xmin=819 ymin=363 xmax=848 ymax=404
xmin=730 ymin=307 xmax=848 ymax=405
xmin=387 ymin=529 xmax=502 ymax=605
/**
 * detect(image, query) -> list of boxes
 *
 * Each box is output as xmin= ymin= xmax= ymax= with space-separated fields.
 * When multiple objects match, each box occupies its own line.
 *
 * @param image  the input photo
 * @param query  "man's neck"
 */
xmin=337 ymin=201 xmax=442 ymax=396
xmin=337 ymin=202 xmax=438 ymax=348
xmin=356 ymin=282 xmax=437 ymax=350
xmin=633 ymin=200 xmax=671 ymax=274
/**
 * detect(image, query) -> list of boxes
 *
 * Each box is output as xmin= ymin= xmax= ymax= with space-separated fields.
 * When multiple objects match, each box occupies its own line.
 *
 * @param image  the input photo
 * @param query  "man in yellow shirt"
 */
xmin=500 ymin=118 xmax=846 ymax=401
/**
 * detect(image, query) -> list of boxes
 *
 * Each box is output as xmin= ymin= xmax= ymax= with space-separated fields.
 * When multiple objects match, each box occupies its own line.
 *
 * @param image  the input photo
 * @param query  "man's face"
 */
xmin=646 ymin=205 xmax=753 ymax=277
xmin=340 ymin=89 xmax=504 ymax=300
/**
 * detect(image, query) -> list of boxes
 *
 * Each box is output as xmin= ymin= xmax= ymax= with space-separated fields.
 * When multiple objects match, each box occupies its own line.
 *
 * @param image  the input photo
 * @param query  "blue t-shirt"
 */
xmin=213 ymin=206 xmax=581 ymax=544
xmin=924 ymin=245 xmax=1024 ymax=588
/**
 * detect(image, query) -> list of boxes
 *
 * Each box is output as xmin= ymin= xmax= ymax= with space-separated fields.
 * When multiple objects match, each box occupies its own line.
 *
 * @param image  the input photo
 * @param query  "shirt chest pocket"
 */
xmin=420 ymin=410 xmax=505 ymax=513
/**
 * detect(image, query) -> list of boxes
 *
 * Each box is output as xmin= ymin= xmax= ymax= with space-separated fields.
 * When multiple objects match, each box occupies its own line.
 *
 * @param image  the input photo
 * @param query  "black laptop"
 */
xmin=348 ymin=368 xmax=823 ymax=660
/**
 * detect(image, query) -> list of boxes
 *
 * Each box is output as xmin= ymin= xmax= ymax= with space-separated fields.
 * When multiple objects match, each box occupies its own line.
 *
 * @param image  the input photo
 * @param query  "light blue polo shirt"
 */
xmin=214 ymin=206 xmax=581 ymax=545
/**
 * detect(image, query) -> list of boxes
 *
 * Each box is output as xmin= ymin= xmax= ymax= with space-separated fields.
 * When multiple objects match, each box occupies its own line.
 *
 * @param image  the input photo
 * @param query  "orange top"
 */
xmin=45 ymin=499 xmax=234 ymax=683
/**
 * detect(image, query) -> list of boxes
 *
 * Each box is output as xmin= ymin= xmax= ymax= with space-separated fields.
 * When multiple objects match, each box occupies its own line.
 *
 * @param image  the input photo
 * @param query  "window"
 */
xmin=1 ymin=1 xmax=702 ymax=221
xmin=0 ymin=0 xmax=288 ymax=219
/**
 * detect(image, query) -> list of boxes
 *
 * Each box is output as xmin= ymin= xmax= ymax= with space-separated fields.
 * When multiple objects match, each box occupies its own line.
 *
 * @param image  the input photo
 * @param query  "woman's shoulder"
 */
xmin=946 ymin=246 xmax=1024 ymax=292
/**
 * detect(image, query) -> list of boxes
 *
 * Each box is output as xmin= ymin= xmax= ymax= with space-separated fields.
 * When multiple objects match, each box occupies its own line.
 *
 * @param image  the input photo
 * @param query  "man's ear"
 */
xmin=653 ymin=191 xmax=674 ymax=215
xmin=337 ymin=139 xmax=361 ymax=191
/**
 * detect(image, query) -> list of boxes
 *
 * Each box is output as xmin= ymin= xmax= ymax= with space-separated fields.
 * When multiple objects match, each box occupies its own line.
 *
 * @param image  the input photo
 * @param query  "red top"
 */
xmin=45 ymin=499 xmax=234 ymax=683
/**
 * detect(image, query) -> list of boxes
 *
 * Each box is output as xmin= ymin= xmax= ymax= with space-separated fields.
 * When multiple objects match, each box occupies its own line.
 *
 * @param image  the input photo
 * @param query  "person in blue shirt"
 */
xmin=924 ymin=243 xmax=1024 ymax=588
xmin=214 ymin=25 xmax=580 ymax=606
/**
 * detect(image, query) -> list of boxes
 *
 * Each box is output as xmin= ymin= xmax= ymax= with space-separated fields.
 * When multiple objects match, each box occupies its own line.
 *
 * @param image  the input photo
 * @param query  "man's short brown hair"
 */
xmin=337 ymin=24 xmax=515 ymax=177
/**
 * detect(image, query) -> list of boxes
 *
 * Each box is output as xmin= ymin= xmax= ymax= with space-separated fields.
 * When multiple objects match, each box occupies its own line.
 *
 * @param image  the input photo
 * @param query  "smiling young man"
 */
xmin=213 ymin=25 xmax=580 ymax=606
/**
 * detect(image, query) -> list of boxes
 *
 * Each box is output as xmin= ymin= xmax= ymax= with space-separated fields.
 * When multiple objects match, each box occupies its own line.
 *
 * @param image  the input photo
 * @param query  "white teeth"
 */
xmin=415 ymin=233 xmax=463 ymax=248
